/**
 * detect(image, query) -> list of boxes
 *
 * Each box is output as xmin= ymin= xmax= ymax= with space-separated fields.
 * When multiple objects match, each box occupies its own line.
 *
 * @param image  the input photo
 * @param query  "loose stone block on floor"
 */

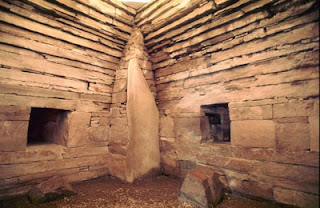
xmin=179 ymin=166 xmax=224 ymax=208
xmin=28 ymin=176 xmax=76 ymax=204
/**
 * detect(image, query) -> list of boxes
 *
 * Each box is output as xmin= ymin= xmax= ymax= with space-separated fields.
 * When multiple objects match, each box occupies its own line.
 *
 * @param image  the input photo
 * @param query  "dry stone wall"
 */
xmin=137 ymin=0 xmax=319 ymax=207
xmin=0 ymin=0 xmax=135 ymax=198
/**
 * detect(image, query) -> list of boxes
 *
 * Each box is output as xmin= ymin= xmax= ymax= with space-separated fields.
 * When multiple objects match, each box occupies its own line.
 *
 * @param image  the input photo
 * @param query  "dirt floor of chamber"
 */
xmin=1 ymin=175 xmax=288 ymax=208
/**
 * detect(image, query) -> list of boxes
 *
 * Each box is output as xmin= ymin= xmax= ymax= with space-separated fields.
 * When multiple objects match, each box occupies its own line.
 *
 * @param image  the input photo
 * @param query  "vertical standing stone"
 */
xmin=126 ymin=28 xmax=160 ymax=182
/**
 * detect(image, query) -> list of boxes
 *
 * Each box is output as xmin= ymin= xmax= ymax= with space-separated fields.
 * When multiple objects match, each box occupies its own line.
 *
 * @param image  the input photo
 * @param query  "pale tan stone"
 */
xmin=66 ymin=112 xmax=91 ymax=147
xmin=175 ymin=117 xmax=201 ymax=142
xmin=0 ymin=121 xmax=28 ymax=151
xmin=107 ymin=154 xmax=126 ymax=181
xmin=111 ymin=92 xmax=127 ymax=104
xmin=231 ymin=120 xmax=275 ymax=147
xmin=88 ymin=126 xmax=109 ymax=143
xmin=254 ymin=162 xmax=300 ymax=181
xmin=109 ymin=144 xmax=127 ymax=156
xmin=159 ymin=116 xmax=175 ymax=137
xmin=109 ymin=124 xmax=128 ymax=145
xmin=274 ymin=117 xmax=308 ymax=123
xmin=179 ymin=165 xmax=224 ymax=207
xmin=0 ymin=144 xmax=64 ymax=165
xmin=62 ymin=146 xmax=109 ymax=159
xmin=273 ymin=99 xmax=317 ymax=118
xmin=126 ymin=55 xmax=160 ymax=183
xmin=99 ymin=116 xmax=110 ymax=126
xmin=275 ymin=123 xmax=310 ymax=151
xmin=113 ymin=79 xmax=127 ymax=93
xmin=229 ymin=105 xmax=272 ymax=120
xmin=309 ymin=116 xmax=319 ymax=152
xmin=0 ymin=155 xmax=109 ymax=180
xmin=110 ymin=117 xmax=127 ymax=126
xmin=274 ymin=187 xmax=319 ymax=208
xmin=0 ymin=105 xmax=30 ymax=114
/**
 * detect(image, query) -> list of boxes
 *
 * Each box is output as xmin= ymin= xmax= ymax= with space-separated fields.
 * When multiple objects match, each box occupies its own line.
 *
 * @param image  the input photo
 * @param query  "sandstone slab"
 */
xmin=273 ymin=99 xmax=318 ymax=118
xmin=109 ymin=124 xmax=128 ymax=145
xmin=67 ymin=112 xmax=91 ymax=147
xmin=159 ymin=116 xmax=175 ymax=137
xmin=229 ymin=105 xmax=272 ymax=120
xmin=309 ymin=116 xmax=319 ymax=152
xmin=28 ymin=176 xmax=76 ymax=204
xmin=231 ymin=120 xmax=275 ymax=147
xmin=125 ymin=28 xmax=160 ymax=183
xmin=274 ymin=187 xmax=319 ymax=208
xmin=126 ymin=57 xmax=160 ymax=182
xmin=179 ymin=166 xmax=224 ymax=208
xmin=0 ymin=121 xmax=28 ymax=151
xmin=275 ymin=123 xmax=310 ymax=151
xmin=88 ymin=126 xmax=109 ymax=143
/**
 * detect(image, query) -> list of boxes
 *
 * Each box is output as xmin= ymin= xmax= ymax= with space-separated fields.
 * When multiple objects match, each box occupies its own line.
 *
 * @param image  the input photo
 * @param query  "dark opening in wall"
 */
xmin=27 ymin=108 xmax=69 ymax=146
xmin=200 ymin=103 xmax=230 ymax=143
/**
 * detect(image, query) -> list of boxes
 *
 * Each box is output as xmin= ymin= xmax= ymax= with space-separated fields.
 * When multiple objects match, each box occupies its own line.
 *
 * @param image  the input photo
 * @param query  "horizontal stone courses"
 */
xmin=145 ymin=0 xmax=263 ymax=49
xmin=144 ymin=0 xmax=214 ymax=41
xmin=75 ymin=0 xmax=134 ymax=24
xmin=157 ymin=78 xmax=318 ymax=107
xmin=135 ymin=0 xmax=168 ymax=23
xmin=0 ymin=67 xmax=88 ymax=93
xmin=0 ymin=93 xmax=77 ymax=110
xmin=0 ymin=30 xmax=119 ymax=72
xmin=0 ymin=10 xmax=124 ymax=58
xmin=148 ymin=0 xmax=317 ymax=69
xmin=0 ymin=154 xmax=109 ymax=180
xmin=26 ymin=0 xmax=133 ymax=34
xmin=155 ymin=41 xmax=318 ymax=87
xmin=0 ymin=1 xmax=129 ymax=47
xmin=0 ymin=48 xmax=114 ymax=85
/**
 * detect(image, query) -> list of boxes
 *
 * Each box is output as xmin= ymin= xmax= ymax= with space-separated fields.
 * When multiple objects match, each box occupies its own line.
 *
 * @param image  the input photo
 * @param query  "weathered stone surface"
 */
xmin=108 ymin=154 xmax=127 ymax=181
xmin=275 ymin=123 xmax=310 ymax=151
xmin=62 ymin=146 xmax=109 ymax=159
xmin=111 ymin=92 xmax=127 ymax=104
xmin=113 ymin=79 xmax=127 ymax=93
xmin=0 ymin=105 xmax=31 ymax=121
xmin=179 ymin=166 xmax=224 ymax=208
xmin=273 ymin=99 xmax=317 ymax=118
xmin=238 ymin=180 xmax=273 ymax=200
xmin=309 ymin=116 xmax=319 ymax=152
xmin=274 ymin=117 xmax=308 ymax=123
xmin=159 ymin=116 xmax=175 ymax=137
xmin=254 ymin=162 xmax=300 ymax=181
xmin=28 ymin=176 xmax=76 ymax=204
xmin=109 ymin=144 xmax=127 ymax=156
xmin=0 ymin=121 xmax=28 ymax=151
xmin=175 ymin=117 xmax=201 ymax=142
xmin=126 ymin=33 xmax=160 ymax=182
xmin=109 ymin=124 xmax=128 ymax=145
xmin=67 ymin=112 xmax=91 ymax=147
xmin=229 ymin=105 xmax=272 ymax=120
xmin=231 ymin=120 xmax=275 ymax=147
xmin=88 ymin=126 xmax=109 ymax=143
xmin=274 ymin=187 xmax=319 ymax=208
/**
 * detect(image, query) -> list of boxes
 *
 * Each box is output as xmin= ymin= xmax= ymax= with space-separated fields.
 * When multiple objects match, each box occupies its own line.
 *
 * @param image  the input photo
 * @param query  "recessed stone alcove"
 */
xmin=201 ymin=103 xmax=230 ymax=143
xmin=27 ymin=108 xmax=69 ymax=146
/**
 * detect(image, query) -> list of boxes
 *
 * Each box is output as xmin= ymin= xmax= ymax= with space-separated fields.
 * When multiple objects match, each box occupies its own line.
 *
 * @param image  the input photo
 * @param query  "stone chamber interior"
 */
xmin=0 ymin=0 xmax=319 ymax=207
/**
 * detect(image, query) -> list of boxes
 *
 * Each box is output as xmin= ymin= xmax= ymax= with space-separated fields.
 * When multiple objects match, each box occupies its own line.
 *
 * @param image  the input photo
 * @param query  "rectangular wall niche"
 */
xmin=27 ymin=108 xmax=69 ymax=146
xmin=200 ymin=103 xmax=230 ymax=143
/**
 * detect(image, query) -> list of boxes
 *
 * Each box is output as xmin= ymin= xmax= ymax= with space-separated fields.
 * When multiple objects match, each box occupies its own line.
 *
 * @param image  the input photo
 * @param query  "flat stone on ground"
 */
xmin=179 ymin=165 xmax=224 ymax=208
xmin=28 ymin=176 xmax=76 ymax=204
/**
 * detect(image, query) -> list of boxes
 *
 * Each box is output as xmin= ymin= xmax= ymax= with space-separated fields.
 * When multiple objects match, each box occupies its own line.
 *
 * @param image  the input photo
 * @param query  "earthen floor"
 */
xmin=1 ymin=175 xmax=288 ymax=208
